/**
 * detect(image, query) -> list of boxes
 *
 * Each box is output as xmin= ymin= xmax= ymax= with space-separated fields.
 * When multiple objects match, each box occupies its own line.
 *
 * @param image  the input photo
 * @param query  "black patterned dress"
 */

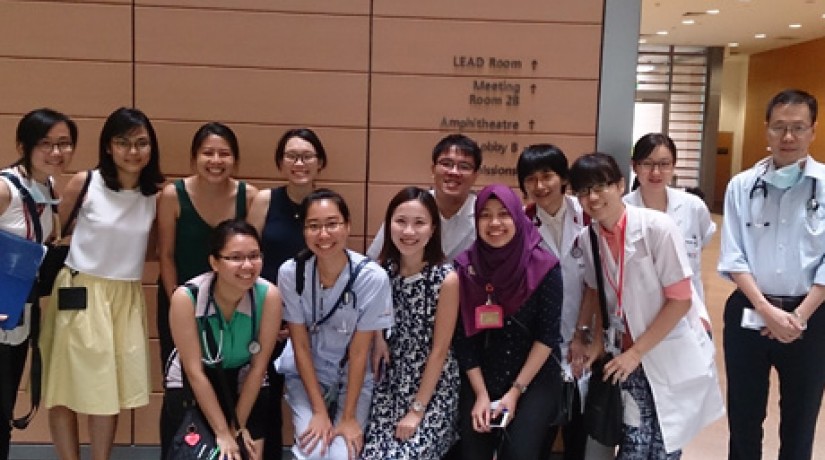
xmin=362 ymin=263 xmax=459 ymax=459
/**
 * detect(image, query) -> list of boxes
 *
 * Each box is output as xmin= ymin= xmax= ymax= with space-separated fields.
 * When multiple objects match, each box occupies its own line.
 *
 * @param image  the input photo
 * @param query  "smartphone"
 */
xmin=740 ymin=308 xmax=765 ymax=330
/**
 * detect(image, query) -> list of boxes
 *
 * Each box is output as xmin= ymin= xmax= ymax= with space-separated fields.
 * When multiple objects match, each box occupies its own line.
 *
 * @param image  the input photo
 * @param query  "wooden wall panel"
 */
xmin=135 ymin=65 xmax=368 ymax=127
xmin=0 ymin=59 xmax=132 ymax=118
xmin=374 ymin=0 xmax=603 ymax=22
xmin=135 ymin=8 xmax=369 ymax=72
xmin=136 ymin=0 xmax=369 ymax=15
xmin=373 ymin=18 xmax=602 ymax=79
xmin=0 ymin=1 xmax=130 ymax=60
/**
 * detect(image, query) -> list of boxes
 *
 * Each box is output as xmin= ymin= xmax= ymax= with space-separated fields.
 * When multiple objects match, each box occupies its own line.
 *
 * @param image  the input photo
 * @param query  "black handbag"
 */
xmin=584 ymin=353 xmax=624 ymax=446
xmin=167 ymin=404 xmax=220 ymax=460
xmin=38 ymin=171 xmax=92 ymax=296
xmin=582 ymin=225 xmax=624 ymax=446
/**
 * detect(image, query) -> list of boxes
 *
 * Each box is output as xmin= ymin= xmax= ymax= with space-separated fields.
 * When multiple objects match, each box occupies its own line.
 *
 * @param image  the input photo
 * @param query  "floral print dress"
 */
xmin=362 ymin=263 xmax=459 ymax=459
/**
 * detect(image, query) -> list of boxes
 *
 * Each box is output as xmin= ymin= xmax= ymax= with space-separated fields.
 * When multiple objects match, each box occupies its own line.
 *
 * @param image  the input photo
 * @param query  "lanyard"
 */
xmin=598 ymin=222 xmax=626 ymax=318
xmin=199 ymin=277 xmax=259 ymax=365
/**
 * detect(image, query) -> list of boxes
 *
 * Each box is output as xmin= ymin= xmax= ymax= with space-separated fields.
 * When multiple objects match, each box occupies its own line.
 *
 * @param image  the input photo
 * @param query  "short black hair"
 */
xmin=14 ymin=108 xmax=77 ymax=178
xmin=298 ymin=188 xmax=350 ymax=224
xmin=190 ymin=122 xmax=240 ymax=162
xmin=631 ymin=133 xmax=677 ymax=163
xmin=765 ymin=89 xmax=818 ymax=123
xmin=98 ymin=107 xmax=164 ymax=196
xmin=210 ymin=219 xmax=261 ymax=257
xmin=379 ymin=186 xmax=444 ymax=268
xmin=516 ymin=143 xmax=569 ymax=195
xmin=431 ymin=134 xmax=482 ymax=171
xmin=569 ymin=152 xmax=623 ymax=194
xmin=274 ymin=128 xmax=328 ymax=169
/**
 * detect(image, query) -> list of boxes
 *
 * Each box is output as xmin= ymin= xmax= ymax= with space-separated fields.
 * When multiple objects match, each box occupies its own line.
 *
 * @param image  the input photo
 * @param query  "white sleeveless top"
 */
xmin=66 ymin=170 xmax=156 ymax=281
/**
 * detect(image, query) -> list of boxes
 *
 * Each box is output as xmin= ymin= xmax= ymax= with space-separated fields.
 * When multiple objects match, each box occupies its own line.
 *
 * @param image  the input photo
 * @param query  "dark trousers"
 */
xmin=457 ymin=363 xmax=559 ymax=460
xmin=157 ymin=283 xmax=174 ymax=369
xmin=723 ymin=290 xmax=825 ymax=460
xmin=0 ymin=340 xmax=28 ymax=460
xmin=262 ymin=364 xmax=284 ymax=460
xmin=544 ymin=385 xmax=587 ymax=460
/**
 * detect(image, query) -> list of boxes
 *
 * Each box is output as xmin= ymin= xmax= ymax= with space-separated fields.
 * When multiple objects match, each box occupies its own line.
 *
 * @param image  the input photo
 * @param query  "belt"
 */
xmin=763 ymin=294 xmax=806 ymax=311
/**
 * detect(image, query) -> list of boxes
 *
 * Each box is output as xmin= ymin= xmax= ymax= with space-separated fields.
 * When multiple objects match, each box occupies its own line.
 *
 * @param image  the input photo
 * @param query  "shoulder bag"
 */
xmin=582 ymin=225 xmax=624 ymax=447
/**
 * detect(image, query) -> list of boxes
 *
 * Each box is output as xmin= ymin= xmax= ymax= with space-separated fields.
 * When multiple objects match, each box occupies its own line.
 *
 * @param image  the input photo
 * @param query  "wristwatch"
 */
xmin=411 ymin=400 xmax=426 ymax=413
xmin=512 ymin=381 xmax=528 ymax=394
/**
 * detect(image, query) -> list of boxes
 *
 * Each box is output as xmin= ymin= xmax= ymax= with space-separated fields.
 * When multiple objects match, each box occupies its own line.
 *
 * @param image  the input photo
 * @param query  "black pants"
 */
xmin=544 ymin=385 xmax=587 ymax=460
xmin=457 ymin=362 xmax=560 ymax=460
xmin=157 ymin=283 xmax=174 ymax=369
xmin=723 ymin=290 xmax=825 ymax=460
xmin=0 ymin=340 xmax=28 ymax=460
xmin=262 ymin=360 xmax=285 ymax=460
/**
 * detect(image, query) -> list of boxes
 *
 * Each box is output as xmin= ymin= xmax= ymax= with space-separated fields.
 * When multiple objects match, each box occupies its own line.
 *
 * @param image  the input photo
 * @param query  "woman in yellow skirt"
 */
xmin=40 ymin=107 xmax=164 ymax=460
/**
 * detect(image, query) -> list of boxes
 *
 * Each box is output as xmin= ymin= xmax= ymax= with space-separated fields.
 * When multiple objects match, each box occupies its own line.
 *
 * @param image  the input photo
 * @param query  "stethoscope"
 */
xmin=309 ymin=252 xmax=357 ymax=334
xmin=746 ymin=168 xmax=819 ymax=228
xmin=531 ymin=213 xmax=584 ymax=259
xmin=199 ymin=280 xmax=259 ymax=366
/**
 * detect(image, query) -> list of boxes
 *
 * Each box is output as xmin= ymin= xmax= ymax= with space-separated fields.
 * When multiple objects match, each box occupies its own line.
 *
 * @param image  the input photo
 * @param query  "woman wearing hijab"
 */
xmin=452 ymin=184 xmax=563 ymax=460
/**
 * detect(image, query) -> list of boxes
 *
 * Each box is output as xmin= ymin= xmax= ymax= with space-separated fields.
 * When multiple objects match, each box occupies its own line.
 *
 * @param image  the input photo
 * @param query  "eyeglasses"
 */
xmin=304 ymin=221 xmax=345 ymax=234
xmin=36 ymin=139 xmax=74 ymax=154
xmin=573 ymin=182 xmax=614 ymax=198
xmin=112 ymin=137 xmax=151 ymax=152
xmin=283 ymin=150 xmax=318 ymax=164
xmin=218 ymin=252 xmax=263 ymax=264
xmin=637 ymin=160 xmax=674 ymax=172
xmin=767 ymin=124 xmax=812 ymax=137
xmin=436 ymin=158 xmax=475 ymax=174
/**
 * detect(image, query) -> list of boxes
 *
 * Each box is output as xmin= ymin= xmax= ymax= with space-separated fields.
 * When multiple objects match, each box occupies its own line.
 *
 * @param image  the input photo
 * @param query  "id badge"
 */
xmin=475 ymin=304 xmax=503 ymax=330
xmin=607 ymin=314 xmax=625 ymax=352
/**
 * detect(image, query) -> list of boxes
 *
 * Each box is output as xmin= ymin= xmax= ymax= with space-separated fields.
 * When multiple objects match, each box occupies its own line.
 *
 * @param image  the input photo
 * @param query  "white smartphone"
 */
xmin=741 ymin=308 xmax=766 ymax=330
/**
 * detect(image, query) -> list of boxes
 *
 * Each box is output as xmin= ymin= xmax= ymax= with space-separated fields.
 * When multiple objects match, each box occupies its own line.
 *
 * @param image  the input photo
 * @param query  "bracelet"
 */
xmin=792 ymin=309 xmax=808 ymax=330
xmin=512 ymin=381 xmax=528 ymax=394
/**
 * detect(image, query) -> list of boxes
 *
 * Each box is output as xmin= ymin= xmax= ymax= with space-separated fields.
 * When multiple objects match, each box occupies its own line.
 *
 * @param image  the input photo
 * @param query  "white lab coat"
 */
xmin=580 ymin=205 xmax=724 ymax=452
xmin=532 ymin=195 xmax=587 ymax=360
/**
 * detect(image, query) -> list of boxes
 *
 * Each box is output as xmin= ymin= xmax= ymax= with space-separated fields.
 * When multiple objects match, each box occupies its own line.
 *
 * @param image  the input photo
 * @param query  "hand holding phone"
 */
xmin=489 ymin=400 xmax=510 ymax=428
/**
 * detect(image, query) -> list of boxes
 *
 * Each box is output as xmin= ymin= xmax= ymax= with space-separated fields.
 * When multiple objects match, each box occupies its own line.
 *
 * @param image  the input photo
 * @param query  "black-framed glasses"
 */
xmin=304 ymin=221 xmax=345 ymax=234
xmin=36 ymin=139 xmax=74 ymax=154
xmin=436 ymin=158 xmax=475 ymax=174
xmin=767 ymin=124 xmax=812 ymax=137
xmin=283 ymin=150 xmax=318 ymax=164
xmin=573 ymin=182 xmax=614 ymax=198
xmin=637 ymin=160 xmax=674 ymax=172
xmin=218 ymin=252 xmax=263 ymax=263
xmin=112 ymin=137 xmax=151 ymax=152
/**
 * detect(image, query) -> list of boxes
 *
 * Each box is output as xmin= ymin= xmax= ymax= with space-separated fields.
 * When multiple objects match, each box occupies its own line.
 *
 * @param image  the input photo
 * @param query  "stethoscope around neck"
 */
xmin=199 ymin=278 xmax=259 ymax=366
xmin=746 ymin=169 xmax=819 ymax=228
xmin=309 ymin=252 xmax=357 ymax=334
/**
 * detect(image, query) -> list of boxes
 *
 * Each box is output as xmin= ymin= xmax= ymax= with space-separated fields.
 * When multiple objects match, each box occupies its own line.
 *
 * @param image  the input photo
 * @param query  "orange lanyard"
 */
xmin=598 ymin=223 xmax=626 ymax=318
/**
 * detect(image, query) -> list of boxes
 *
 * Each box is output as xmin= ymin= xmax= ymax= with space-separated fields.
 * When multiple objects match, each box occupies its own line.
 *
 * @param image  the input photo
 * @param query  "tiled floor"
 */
xmin=680 ymin=214 xmax=825 ymax=459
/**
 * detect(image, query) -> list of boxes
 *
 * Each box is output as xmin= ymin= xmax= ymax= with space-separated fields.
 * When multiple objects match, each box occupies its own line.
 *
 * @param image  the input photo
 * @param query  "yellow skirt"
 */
xmin=40 ymin=268 xmax=150 ymax=415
